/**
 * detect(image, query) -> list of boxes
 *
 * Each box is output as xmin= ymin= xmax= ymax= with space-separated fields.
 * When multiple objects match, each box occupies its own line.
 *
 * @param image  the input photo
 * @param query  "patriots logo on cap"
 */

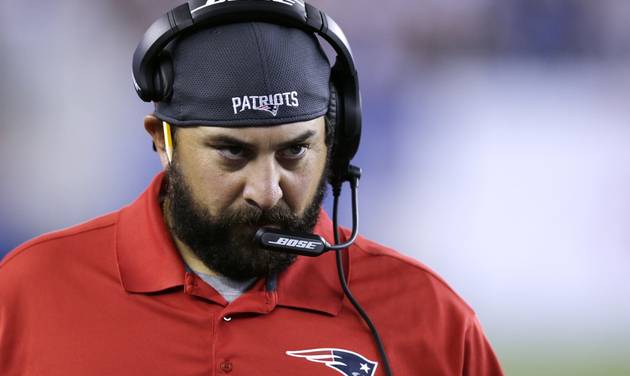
xmin=231 ymin=91 xmax=299 ymax=117
xmin=287 ymin=348 xmax=378 ymax=376
xmin=255 ymin=103 xmax=280 ymax=116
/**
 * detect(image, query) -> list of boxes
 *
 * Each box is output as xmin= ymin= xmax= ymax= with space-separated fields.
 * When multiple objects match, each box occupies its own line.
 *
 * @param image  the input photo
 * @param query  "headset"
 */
xmin=132 ymin=0 xmax=361 ymax=187
xmin=133 ymin=2 xmax=394 ymax=375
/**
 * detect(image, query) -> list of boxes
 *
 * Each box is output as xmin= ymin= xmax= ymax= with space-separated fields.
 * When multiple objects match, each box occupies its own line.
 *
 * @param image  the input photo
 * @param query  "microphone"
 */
xmin=255 ymin=228 xmax=327 ymax=256
xmin=255 ymin=165 xmax=361 ymax=256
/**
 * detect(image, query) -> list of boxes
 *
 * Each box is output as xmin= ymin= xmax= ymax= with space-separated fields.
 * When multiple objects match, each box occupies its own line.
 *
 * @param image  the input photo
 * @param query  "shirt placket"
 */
xmin=184 ymin=272 xmax=278 ymax=375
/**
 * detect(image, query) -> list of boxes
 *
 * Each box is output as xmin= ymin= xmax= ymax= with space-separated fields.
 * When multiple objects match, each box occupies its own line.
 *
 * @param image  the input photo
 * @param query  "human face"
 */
xmin=171 ymin=117 xmax=327 ymax=219
xmin=163 ymin=117 xmax=329 ymax=280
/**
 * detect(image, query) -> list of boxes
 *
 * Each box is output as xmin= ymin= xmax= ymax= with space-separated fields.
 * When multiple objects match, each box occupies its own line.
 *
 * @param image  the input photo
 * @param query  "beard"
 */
xmin=162 ymin=159 xmax=327 ymax=282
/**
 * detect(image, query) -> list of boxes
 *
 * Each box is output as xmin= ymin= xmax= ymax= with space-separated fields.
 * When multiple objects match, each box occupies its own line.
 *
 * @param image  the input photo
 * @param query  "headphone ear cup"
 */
xmin=153 ymin=53 xmax=174 ymax=102
xmin=328 ymin=82 xmax=347 ymax=184
xmin=327 ymin=73 xmax=361 ymax=186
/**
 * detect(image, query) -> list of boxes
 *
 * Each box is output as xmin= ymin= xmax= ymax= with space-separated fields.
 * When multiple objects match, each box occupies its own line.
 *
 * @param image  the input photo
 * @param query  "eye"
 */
xmin=216 ymin=145 xmax=247 ymax=160
xmin=278 ymin=144 xmax=309 ymax=160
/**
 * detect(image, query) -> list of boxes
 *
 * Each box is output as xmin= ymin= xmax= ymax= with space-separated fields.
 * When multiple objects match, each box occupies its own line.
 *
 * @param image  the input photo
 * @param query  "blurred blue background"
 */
xmin=1 ymin=0 xmax=629 ymax=374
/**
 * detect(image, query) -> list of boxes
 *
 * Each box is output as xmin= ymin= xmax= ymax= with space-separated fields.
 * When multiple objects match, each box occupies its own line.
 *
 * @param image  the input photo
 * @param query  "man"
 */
xmin=0 ymin=2 xmax=503 ymax=375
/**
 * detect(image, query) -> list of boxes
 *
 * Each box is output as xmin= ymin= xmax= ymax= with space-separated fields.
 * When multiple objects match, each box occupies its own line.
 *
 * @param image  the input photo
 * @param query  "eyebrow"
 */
xmin=206 ymin=130 xmax=317 ymax=149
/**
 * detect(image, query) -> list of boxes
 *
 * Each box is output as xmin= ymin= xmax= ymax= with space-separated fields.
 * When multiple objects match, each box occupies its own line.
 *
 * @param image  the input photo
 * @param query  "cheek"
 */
xmin=282 ymin=150 xmax=327 ymax=213
xmin=177 ymin=152 xmax=243 ymax=215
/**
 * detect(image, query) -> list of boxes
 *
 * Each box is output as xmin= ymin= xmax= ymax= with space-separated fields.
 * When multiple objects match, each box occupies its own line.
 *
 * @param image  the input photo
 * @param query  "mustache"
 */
xmin=219 ymin=202 xmax=299 ymax=228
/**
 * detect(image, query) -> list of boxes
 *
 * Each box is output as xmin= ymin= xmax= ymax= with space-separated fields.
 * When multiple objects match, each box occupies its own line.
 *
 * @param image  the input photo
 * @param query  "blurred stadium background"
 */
xmin=1 ymin=0 xmax=629 ymax=374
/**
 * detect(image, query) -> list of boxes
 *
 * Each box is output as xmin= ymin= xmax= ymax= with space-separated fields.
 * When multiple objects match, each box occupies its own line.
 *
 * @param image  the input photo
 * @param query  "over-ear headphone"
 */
xmin=132 ymin=0 xmax=362 ymax=186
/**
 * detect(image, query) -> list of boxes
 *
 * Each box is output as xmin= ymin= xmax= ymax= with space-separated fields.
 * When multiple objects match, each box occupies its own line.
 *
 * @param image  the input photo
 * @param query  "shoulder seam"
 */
xmin=350 ymin=237 xmax=475 ymax=314
xmin=0 ymin=221 xmax=117 ymax=269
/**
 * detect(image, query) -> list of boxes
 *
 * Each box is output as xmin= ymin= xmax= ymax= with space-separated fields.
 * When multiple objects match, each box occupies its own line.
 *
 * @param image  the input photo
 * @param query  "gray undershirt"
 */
xmin=192 ymin=269 xmax=256 ymax=303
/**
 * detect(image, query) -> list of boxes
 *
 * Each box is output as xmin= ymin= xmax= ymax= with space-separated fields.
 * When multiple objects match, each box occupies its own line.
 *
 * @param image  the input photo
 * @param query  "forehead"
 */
xmin=180 ymin=116 xmax=325 ymax=144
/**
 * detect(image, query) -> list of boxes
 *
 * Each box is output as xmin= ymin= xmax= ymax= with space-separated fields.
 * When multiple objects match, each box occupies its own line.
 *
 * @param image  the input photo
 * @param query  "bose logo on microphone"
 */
xmin=268 ymin=237 xmax=321 ymax=250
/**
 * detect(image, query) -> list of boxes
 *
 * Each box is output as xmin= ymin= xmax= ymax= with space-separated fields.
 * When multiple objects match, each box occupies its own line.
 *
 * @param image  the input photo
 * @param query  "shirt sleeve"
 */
xmin=462 ymin=314 xmax=504 ymax=376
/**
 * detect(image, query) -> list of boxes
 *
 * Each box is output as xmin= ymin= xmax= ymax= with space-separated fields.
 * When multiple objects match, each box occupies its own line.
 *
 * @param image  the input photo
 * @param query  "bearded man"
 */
xmin=0 ymin=2 xmax=503 ymax=375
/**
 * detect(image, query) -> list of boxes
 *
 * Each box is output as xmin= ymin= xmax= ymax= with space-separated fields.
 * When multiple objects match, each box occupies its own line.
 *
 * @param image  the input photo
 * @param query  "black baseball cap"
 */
xmin=154 ymin=22 xmax=331 ymax=127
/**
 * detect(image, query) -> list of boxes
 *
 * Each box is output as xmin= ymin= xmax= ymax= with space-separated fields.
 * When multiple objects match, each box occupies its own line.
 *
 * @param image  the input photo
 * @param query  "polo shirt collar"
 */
xmin=116 ymin=172 xmax=185 ymax=293
xmin=115 ymin=172 xmax=347 ymax=316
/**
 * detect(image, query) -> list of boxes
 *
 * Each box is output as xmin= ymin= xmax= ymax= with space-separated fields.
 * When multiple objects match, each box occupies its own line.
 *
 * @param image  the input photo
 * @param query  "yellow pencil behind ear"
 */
xmin=162 ymin=121 xmax=173 ymax=164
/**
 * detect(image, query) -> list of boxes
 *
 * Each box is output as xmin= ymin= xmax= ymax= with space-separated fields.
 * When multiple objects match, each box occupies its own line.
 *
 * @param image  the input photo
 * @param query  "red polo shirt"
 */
xmin=0 ymin=173 xmax=503 ymax=375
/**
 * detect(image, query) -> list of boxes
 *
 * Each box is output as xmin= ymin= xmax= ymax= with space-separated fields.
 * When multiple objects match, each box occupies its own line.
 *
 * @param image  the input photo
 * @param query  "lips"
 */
xmin=236 ymin=223 xmax=281 ymax=233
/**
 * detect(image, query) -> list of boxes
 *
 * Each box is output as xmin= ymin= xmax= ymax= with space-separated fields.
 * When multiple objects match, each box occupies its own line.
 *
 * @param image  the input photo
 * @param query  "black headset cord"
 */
xmin=331 ymin=177 xmax=394 ymax=376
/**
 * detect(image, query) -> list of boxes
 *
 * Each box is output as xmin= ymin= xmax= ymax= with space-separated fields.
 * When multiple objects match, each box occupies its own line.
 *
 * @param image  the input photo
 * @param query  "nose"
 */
xmin=242 ymin=157 xmax=283 ymax=211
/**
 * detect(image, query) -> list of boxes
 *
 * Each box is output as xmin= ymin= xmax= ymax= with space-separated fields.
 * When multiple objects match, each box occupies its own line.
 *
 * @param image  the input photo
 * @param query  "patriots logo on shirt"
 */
xmin=287 ymin=348 xmax=378 ymax=376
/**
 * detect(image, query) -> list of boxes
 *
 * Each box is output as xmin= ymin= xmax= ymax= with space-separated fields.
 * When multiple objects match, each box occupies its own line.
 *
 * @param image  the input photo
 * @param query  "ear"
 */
xmin=144 ymin=114 xmax=170 ymax=169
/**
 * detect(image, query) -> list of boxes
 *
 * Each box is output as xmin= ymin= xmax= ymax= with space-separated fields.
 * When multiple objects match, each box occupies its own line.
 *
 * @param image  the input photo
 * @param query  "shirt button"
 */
xmin=223 ymin=316 xmax=232 ymax=322
xmin=220 ymin=360 xmax=233 ymax=373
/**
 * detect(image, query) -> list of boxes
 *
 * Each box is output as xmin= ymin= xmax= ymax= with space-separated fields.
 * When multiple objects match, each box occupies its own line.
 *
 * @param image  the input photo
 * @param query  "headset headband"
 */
xmin=132 ymin=0 xmax=361 ymax=184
